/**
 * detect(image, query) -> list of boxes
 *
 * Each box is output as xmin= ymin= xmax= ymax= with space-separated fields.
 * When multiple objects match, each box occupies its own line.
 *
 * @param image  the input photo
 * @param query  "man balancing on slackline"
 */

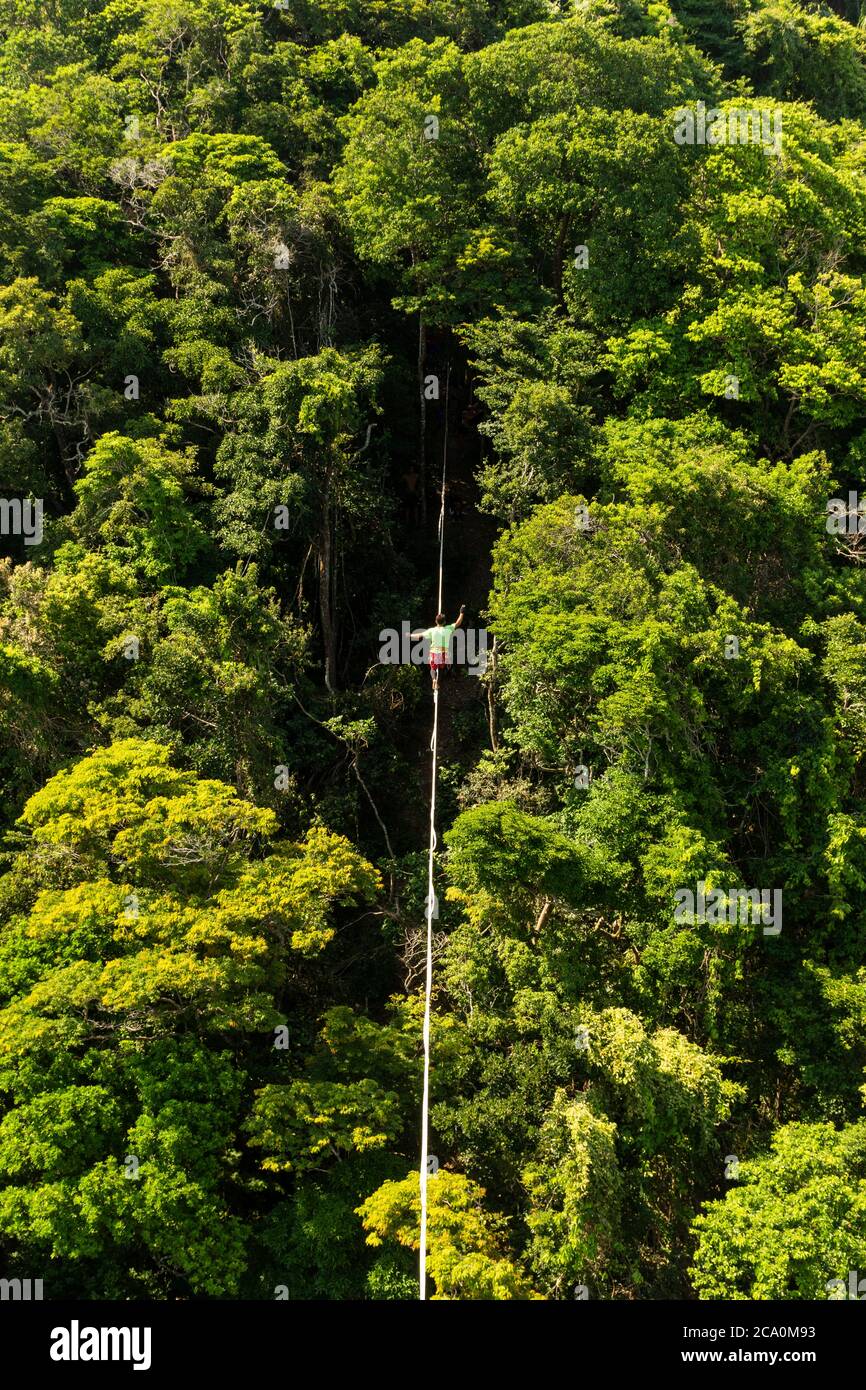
xmin=410 ymin=605 xmax=466 ymax=691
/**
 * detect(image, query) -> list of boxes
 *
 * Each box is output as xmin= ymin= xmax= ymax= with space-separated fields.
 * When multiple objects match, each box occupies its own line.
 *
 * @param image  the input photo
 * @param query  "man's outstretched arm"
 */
xmin=454 ymin=605 xmax=466 ymax=630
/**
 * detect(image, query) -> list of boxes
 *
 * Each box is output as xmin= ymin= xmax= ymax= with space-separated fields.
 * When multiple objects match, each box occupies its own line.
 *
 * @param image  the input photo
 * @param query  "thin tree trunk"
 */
xmin=418 ymin=310 xmax=427 ymax=524
xmin=351 ymin=756 xmax=395 ymax=862
xmin=486 ymin=637 xmax=499 ymax=751
xmin=318 ymin=507 xmax=337 ymax=693
xmin=553 ymin=213 xmax=574 ymax=311
xmin=533 ymin=898 xmax=552 ymax=936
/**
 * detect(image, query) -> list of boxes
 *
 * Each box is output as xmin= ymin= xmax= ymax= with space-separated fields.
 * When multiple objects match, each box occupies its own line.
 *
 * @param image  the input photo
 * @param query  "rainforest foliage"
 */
xmin=1 ymin=0 xmax=866 ymax=1300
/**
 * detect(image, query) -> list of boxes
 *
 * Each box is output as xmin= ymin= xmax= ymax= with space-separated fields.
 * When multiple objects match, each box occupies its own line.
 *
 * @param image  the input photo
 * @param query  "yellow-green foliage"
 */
xmin=358 ymin=1170 xmax=540 ymax=1299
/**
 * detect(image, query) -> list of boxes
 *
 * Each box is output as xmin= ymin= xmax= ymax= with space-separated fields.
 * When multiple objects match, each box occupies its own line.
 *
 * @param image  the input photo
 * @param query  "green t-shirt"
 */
xmin=422 ymin=624 xmax=456 ymax=655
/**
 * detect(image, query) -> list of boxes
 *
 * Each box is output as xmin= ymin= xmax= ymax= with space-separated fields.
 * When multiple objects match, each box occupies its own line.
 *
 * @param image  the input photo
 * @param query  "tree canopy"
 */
xmin=1 ymin=0 xmax=865 ymax=1302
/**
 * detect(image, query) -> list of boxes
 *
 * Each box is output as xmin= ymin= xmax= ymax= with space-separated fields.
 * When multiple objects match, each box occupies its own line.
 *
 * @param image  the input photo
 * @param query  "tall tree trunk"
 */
xmin=318 ymin=506 xmax=337 ymax=693
xmin=486 ymin=637 xmax=499 ymax=751
xmin=417 ymin=310 xmax=427 ymax=524
xmin=553 ymin=213 xmax=574 ymax=311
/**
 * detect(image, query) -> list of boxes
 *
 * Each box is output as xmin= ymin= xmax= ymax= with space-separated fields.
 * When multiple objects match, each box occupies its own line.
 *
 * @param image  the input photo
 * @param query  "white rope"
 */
xmin=419 ymin=363 xmax=450 ymax=1301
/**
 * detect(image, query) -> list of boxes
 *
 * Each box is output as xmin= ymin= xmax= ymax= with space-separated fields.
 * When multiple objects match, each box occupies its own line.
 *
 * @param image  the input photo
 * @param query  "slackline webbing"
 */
xmin=419 ymin=363 xmax=450 ymax=1301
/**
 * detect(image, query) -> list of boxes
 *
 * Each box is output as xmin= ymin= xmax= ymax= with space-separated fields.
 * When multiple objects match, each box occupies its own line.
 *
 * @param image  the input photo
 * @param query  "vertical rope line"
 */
xmin=436 ymin=365 xmax=449 ymax=612
xmin=419 ymin=362 xmax=450 ymax=1302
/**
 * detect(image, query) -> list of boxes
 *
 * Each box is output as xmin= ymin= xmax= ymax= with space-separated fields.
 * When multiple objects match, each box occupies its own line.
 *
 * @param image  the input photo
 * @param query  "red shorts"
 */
xmin=430 ymin=651 xmax=450 ymax=670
